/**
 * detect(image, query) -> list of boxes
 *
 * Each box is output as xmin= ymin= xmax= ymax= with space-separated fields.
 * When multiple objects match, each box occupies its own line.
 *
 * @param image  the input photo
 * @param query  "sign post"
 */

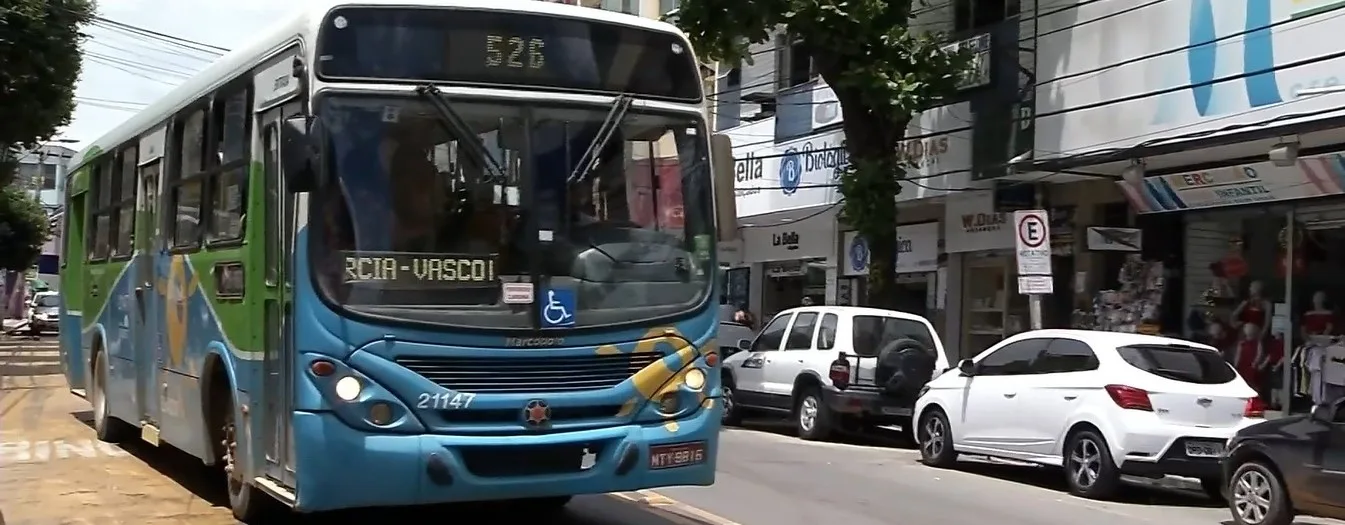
xmin=1014 ymin=210 xmax=1052 ymax=330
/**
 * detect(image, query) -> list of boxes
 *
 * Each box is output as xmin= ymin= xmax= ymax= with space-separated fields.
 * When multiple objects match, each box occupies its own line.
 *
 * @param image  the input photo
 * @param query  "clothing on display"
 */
xmin=1075 ymin=254 xmax=1166 ymax=333
xmin=1291 ymin=337 xmax=1345 ymax=405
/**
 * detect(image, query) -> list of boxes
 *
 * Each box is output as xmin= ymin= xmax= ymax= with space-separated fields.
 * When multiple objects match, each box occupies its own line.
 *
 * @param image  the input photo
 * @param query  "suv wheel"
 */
xmin=794 ymin=388 xmax=833 ymax=441
xmin=721 ymin=384 xmax=743 ymax=426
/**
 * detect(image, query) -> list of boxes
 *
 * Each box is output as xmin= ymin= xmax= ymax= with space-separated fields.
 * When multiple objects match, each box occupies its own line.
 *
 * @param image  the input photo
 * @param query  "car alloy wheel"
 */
xmin=1232 ymin=467 xmax=1274 ymax=524
xmin=1069 ymin=436 xmax=1102 ymax=489
xmin=921 ymin=414 xmax=946 ymax=458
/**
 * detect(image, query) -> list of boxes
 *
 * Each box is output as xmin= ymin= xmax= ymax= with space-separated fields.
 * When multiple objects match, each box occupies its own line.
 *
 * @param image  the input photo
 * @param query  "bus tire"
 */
xmin=213 ymin=380 xmax=278 ymax=522
xmin=92 ymin=349 xmax=134 ymax=443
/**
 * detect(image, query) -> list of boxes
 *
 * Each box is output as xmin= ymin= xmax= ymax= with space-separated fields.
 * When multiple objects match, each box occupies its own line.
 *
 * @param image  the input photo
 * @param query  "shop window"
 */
xmin=784 ymin=312 xmax=818 ymax=350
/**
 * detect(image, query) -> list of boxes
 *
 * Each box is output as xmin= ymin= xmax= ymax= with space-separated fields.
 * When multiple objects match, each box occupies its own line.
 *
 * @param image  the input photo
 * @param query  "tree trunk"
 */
xmin=830 ymin=85 xmax=910 ymax=311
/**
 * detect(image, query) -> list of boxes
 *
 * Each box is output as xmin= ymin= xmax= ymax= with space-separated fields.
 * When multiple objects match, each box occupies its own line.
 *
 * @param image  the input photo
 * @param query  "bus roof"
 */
xmin=70 ymin=0 xmax=690 ymax=170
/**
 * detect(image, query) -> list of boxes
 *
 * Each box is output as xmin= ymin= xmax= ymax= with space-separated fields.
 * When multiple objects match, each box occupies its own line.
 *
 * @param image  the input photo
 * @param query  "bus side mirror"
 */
xmin=710 ymin=133 xmax=739 ymax=241
xmin=280 ymin=116 xmax=317 ymax=193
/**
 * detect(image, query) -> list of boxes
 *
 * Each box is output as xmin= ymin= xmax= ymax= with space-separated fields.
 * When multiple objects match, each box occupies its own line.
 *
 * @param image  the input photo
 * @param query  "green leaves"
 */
xmin=675 ymin=0 xmax=973 ymax=308
xmin=0 ymin=185 xmax=50 ymax=272
xmin=0 ymin=0 xmax=95 ymax=186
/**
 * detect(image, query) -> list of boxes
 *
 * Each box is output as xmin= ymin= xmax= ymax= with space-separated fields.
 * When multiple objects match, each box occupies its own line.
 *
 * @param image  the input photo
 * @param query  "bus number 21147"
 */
xmin=418 ymin=391 xmax=477 ymax=410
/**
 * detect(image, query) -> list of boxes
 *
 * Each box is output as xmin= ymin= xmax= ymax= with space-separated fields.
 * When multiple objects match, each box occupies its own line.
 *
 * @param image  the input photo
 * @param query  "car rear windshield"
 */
xmin=851 ymin=315 xmax=935 ymax=357
xmin=1116 ymin=344 xmax=1237 ymax=384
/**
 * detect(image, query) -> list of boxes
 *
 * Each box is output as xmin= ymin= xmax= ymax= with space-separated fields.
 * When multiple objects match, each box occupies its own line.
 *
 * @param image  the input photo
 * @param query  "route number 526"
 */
xmin=418 ymin=391 xmax=476 ymax=410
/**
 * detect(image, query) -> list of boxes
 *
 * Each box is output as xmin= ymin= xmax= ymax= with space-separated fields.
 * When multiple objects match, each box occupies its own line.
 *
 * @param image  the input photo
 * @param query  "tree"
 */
xmin=675 ymin=0 xmax=970 ymax=308
xmin=0 ymin=185 xmax=49 ymax=272
xmin=0 ymin=0 xmax=95 ymax=187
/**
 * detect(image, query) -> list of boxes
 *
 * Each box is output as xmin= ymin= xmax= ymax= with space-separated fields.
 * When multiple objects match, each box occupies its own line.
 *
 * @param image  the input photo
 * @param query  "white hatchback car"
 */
xmin=913 ymin=329 xmax=1264 ymax=499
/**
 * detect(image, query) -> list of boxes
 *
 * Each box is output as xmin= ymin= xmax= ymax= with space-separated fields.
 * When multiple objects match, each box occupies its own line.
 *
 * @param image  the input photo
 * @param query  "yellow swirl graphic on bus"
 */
xmin=164 ymin=255 xmax=198 ymax=367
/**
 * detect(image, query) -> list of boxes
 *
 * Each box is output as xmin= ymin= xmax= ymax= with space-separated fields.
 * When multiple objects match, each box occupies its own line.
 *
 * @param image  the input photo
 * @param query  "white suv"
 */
xmin=914 ymin=329 xmax=1264 ymax=499
xmin=721 ymin=306 xmax=950 ymax=440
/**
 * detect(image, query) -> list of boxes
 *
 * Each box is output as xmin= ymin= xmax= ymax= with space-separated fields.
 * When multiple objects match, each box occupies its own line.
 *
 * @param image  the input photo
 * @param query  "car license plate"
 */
xmin=649 ymin=442 xmax=707 ymax=470
xmin=1184 ymin=441 xmax=1225 ymax=458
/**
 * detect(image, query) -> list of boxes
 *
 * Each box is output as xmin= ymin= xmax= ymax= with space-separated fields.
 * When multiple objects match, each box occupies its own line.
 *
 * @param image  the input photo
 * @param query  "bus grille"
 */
xmin=396 ymin=352 xmax=664 ymax=393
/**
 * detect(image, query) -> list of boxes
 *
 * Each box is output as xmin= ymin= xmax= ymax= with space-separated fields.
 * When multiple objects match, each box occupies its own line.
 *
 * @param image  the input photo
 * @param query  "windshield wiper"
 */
xmin=415 ymin=85 xmax=507 ymax=184
xmin=566 ymin=94 xmax=633 ymax=184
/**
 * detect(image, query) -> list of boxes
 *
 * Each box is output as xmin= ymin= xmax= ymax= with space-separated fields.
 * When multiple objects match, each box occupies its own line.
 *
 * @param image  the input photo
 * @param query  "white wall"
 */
xmin=1034 ymin=0 xmax=1345 ymax=159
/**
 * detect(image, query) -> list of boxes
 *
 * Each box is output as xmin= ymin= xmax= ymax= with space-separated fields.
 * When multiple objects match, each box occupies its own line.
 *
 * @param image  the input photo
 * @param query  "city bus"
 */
xmin=57 ymin=0 xmax=738 ymax=519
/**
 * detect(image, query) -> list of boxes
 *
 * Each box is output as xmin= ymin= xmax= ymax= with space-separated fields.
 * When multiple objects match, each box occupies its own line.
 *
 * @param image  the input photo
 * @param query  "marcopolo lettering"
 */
xmin=772 ymin=231 xmax=801 ymax=250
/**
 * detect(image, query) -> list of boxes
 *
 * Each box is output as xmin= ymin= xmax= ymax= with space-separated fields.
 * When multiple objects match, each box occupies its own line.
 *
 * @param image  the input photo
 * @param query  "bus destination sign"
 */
xmin=343 ymin=251 xmax=498 ymax=287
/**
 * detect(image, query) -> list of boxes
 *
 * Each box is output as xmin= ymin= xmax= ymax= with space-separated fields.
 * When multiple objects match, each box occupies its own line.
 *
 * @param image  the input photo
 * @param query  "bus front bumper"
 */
xmin=288 ymin=402 xmax=720 ymax=512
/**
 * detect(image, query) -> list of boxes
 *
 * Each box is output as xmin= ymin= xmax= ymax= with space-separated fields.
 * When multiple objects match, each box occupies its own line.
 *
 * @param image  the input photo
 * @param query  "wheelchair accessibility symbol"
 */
xmin=540 ymin=288 xmax=576 ymax=328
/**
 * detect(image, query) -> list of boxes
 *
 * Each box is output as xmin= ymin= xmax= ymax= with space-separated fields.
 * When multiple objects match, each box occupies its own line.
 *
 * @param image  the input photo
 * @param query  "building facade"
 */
xmin=710 ymin=0 xmax=1153 ymax=360
xmin=1027 ymin=0 xmax=1345 ymax=418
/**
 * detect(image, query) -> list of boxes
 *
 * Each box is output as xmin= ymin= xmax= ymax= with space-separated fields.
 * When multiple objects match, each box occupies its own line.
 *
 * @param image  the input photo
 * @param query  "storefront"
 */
xmin=740 ymin=208 xmax=839 ymax=317
xmin=943 ymin=191 xmax=1030 ymax=357
xmin=840 ymin=221 xmax=941 ymax=316
xmin=1120 ymin=152 xmax=1345 ymax=417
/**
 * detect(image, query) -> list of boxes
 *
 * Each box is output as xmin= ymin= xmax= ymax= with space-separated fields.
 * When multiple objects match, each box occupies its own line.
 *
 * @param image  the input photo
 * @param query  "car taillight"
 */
xmin=829 ymin=353 xmax=851 ymax=390
xmin=1104 ymin=384 xmax=1153 ymax=411
xmin=1244 ymin=397 xmax=1267 ymax=418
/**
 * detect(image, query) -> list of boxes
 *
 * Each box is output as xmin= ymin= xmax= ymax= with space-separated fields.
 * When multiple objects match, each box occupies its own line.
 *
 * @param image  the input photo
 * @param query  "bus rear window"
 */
xmin=1116 ymin=344 xmax=1237 ymax=384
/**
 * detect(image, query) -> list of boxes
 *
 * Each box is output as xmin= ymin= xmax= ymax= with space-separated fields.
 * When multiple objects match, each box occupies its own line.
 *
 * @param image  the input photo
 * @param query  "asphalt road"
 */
xmin=657 ymin=421 xmax=1345 ymax=525
xmin=5 ymin=337 xmax=1343 ymax=525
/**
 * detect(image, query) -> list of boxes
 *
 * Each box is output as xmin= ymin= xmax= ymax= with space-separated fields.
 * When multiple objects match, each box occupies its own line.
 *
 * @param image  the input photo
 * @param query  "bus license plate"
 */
xmin=649 ymin=442 xmax=706 ymax=470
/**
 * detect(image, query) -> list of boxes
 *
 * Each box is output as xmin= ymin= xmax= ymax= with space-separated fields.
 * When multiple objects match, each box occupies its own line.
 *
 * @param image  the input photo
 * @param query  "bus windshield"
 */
xmin=311 ymin=95 xmax=715 ymax=330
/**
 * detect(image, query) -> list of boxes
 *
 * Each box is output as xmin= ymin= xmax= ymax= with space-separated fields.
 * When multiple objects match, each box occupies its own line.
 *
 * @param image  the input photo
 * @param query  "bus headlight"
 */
xmin=334 ymin=376 xmax=363 ymax=401
xmin=684 ymin=368 xmax=706 ymax=391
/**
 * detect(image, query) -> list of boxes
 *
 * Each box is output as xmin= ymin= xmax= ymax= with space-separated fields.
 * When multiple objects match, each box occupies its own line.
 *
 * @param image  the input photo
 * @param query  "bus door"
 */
xmin=133 ymin=156 xmax=163 ymax=429
xmin=258 ymin=102 xmax=302 ymax=487
xmin=61 ymin=190 xmax=88 ymax=392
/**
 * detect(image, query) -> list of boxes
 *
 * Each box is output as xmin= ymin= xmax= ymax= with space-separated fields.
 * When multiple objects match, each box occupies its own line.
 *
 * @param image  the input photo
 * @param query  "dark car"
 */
xmin=1221 ymin=397 xmax=1345 ymax=525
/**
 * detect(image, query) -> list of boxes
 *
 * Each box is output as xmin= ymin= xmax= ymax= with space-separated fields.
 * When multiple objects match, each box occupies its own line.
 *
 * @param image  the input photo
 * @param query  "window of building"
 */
xmin=954 ymin=0 xmax=1011 ymax=33
xmin=782 ymin=37 xmax=815 ymax=88
xmin=659 ymin=0 xmax=679 ymax=15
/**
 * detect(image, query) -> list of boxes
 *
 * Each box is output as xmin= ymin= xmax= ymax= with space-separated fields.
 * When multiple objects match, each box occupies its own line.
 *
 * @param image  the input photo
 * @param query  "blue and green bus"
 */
xmin=58 ymin=0 xmax=738 ymax=519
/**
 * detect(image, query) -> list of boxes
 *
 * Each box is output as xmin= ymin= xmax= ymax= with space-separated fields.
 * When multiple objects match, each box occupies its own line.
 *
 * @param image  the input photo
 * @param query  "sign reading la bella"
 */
xmin=842 ymin=222 xmax=941 ymax=276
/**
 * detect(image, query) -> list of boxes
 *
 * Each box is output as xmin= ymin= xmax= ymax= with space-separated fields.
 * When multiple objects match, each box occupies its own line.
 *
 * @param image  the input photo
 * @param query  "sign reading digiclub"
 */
xmin=841 ymin=222 xmax=940 ymax=276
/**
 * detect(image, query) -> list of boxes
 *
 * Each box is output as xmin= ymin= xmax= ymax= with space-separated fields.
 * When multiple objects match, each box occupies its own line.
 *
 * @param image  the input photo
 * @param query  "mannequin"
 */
xmin=1235 ymin=322 xmax=1264 ymax=391
xmin=1302 ymin=291 xmax=1334 ymax=339
xmin=1233 ymin=280 xmax=1271 ymax=341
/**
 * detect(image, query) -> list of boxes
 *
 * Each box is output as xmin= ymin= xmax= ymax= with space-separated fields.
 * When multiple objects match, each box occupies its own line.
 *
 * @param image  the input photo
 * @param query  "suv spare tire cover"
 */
xmin=875 ymin=339 xmax=936 ymax=396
